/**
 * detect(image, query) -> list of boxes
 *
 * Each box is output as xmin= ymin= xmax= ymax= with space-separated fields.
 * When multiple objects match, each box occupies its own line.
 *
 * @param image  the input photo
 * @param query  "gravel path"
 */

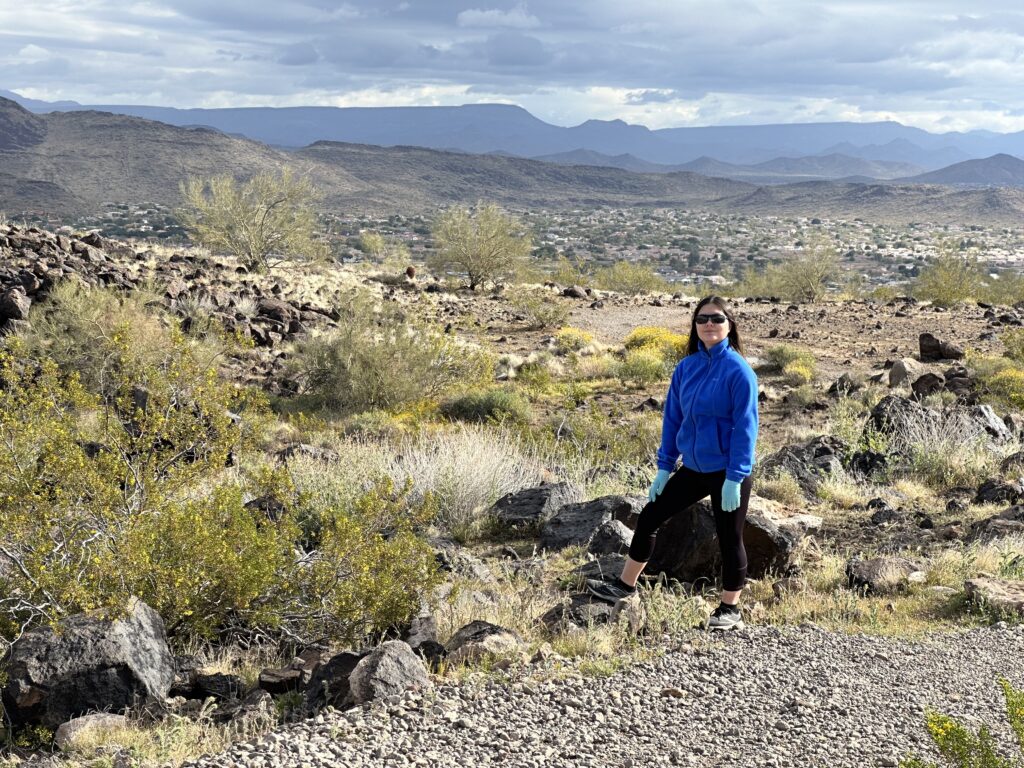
xmin=186 ymin=624 xmax=1024 ymax=768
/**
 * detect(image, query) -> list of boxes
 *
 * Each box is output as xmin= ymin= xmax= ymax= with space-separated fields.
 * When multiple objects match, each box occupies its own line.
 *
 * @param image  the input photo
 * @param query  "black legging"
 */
xmin=629 ymin=465 xmax=752 ymax=591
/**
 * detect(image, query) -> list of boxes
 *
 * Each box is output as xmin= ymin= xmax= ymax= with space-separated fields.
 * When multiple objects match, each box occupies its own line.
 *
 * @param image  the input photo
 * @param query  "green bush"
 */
xmin=555 ymin=326 xmax=595 ymax=353
xmin=730 ymin=240 xmax=839 ymax=302
xmin=782 ymin=360 xmax=815 ymax=386
xmin=508 ymin=288 xmax=571 ymax=330
xmin=594 ymin=261 xmax=668 ymax=295
xmin=764 ymin=344 xmax=817 ymax=373
xmin=901 ymin=679 xmax=1024 ymax=768
xmin=913 ymin=247 xmax=985 ymax=307
xmin=616 ymin=347 xmax=667 ymax=387
xmin=291 ymin=289 xmax=492 ymax=415
xmin=1002 ymin=329 xmax=1024 ymax=365
xmin=440 ymin=387 xmax=532 ymax=424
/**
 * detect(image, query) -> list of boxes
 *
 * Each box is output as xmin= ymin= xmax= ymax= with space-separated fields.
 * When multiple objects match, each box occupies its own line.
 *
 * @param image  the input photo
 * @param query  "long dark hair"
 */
xmin=686 ymin=295 xmax=744 ymax=356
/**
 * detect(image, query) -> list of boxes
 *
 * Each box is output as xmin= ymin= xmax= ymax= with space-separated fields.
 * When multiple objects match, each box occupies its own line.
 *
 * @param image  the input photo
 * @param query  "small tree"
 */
xmin=429 ymin=203 xmax=531 ymax=289
xmin=774 ymin=239 xmax=839 ymax=302
xmin=178 ymin=170 xmax=327 ymax=272
xmin=914 ymin=244 xmax=986 ymax=307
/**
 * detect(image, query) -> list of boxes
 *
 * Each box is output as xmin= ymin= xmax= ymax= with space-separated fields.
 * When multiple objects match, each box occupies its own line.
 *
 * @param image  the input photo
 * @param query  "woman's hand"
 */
xmin=721 ymin=479 xmax=741 ymax=512
xmin=648 ymin=469 xmax=671 ymax=502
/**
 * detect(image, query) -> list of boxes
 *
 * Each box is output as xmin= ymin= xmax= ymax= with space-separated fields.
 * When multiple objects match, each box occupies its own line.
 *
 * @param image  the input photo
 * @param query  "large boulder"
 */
xmin=348 ymin=641 xmax=431 ymax=706
xmin=964 ymin=577 xmax=1024 ymax=616
xmin=888 ymin=358 xmax=924 ymax=388
xmin=539 ymin=495 xmax=642 ymax=551
xmin=970 ymin=405 xmax=1014 ymax=444
xmin=304 ymin=650 xmax=367 ymax=710
xmin=846 ymin=556 xmax=920 ymax=594
xmin=868 ymin=395 xmax=938 ymax=436
xmin=54 ymin=713 xmax=128 ymax=751
xmin=0 ymin=287 xmax=31 ymax=321
xmin=446 ymin=621 xmax=525 ymax=666
xmin=488 ymin=483 xmax=575 ymax=530
xmin=974 ymin=478 xmax=1024 ymax=506
xmin=969 ymin=505 xmax=1024 ymax=540
xmin=759 ymin=435 xmax=847 ymax=496
xmin=540 ymin=594 xmax=617 ymax=632
xmin=587 ymin=519 xmax=634 ymax=555
xmin=1 ymin=598 xmax=174 ymax=728
xmin=919 ymin=332 xmax=964 ymax=362
xmin=643 ymin=497 xmax=819 ymax=585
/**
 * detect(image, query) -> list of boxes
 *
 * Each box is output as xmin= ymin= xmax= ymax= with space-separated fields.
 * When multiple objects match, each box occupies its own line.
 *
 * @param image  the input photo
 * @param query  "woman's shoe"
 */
xmin=706 ymin=602 xmax=744 ymax=631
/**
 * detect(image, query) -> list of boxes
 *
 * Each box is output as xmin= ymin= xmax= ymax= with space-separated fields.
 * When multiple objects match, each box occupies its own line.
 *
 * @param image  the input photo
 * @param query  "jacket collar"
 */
xmin=697 ymin=336 xmax=731 ymax=358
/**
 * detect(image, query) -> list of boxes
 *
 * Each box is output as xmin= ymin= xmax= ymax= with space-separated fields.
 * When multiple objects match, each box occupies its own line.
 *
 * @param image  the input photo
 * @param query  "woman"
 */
xmin=587 ymin=295 xmax=759 ymax=631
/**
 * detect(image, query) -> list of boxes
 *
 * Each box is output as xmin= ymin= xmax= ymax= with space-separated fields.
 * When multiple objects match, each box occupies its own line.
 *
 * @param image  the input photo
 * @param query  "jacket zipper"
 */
xmin=689 ymin=350 xmax=715 ymax=472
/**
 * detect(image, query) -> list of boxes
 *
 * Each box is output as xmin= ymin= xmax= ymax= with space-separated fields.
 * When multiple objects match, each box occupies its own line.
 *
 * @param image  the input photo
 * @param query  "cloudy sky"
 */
xmin=3 ymin=1 xmax=1024 ymax=132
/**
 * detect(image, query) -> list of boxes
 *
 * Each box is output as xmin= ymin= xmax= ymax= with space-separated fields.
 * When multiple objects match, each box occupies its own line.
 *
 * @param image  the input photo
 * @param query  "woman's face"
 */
xmin=695 ymin=302 xmax=730 ymax=348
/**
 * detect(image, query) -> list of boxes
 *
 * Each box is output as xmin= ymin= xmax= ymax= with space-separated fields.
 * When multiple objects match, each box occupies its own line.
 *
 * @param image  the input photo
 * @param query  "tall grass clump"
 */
xmin=439 ymin=387 xmax=533 ymax=425
xmin=290 ymin=288 xmax=492 ymax=416
xmin=508 ymin=287 xmax=571 ymax=330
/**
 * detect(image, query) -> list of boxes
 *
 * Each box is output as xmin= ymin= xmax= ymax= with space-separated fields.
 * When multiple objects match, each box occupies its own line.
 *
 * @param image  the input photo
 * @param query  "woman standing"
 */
xmin=587 ymin=296 xmax=759 ymax=631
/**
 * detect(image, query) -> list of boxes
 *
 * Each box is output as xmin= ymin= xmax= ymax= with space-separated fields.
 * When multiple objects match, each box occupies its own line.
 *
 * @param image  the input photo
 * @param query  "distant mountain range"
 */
xmin=5 ymin=89 xmax=1024 ymax=172
xmin=3 ymin=95 xmax=1024 ymax=224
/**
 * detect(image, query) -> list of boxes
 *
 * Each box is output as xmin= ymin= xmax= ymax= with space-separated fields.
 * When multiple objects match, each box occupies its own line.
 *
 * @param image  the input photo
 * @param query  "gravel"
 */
xmin=183 ymin=623 xmax=1024 ymax=768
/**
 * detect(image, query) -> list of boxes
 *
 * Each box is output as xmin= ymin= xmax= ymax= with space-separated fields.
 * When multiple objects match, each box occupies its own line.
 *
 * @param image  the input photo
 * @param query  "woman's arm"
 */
xmin=726 ymin=366 xmax=759 ymax=482
xmin=656 ymin=364 xmax=684 ymax=471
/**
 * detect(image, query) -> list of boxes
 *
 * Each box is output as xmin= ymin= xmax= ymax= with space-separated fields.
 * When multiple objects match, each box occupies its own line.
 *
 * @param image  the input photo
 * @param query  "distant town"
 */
xmin=28 ymin=201 xmax=1024 ymax=294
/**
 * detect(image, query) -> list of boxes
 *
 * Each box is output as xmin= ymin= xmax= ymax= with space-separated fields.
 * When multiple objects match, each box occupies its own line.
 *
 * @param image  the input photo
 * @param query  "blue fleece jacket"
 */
xmin=656 ymin=337 xmax=759 ymax=481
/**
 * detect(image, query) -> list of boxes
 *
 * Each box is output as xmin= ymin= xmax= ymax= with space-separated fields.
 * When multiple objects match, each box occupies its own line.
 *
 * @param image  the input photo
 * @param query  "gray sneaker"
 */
xmin=586 ymin=579 xmax=636 ymax=604
xmin=707 ymin=603 xmax=744 ymax=631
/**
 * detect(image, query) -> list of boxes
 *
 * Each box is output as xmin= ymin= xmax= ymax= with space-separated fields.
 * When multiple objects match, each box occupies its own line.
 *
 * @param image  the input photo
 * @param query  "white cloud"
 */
xmin=456 ymin=3 xmax=540 ymax=29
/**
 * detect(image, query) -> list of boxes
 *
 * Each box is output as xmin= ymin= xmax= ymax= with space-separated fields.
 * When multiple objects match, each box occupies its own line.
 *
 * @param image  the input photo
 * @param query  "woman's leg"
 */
xmin=711 ymin=474 xmax=753 ymax=603
xmin=620 ymin=466 xmax=717 ymax=587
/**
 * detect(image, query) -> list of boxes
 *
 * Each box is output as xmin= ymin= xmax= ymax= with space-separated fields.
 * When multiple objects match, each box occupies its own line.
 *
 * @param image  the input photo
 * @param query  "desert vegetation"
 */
xmin=0 ymin=204 xmax=1022 ymax=767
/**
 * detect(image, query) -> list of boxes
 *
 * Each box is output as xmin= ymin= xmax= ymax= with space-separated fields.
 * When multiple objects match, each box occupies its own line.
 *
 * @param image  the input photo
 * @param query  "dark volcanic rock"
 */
xmin=489 ymin=483 xmax=573 ymax=530
xmin=539 ymin=495 xmax=643 ymax=550
xmin=919 ymin=332 xmax=963 ymax=362
xmin=1 ymin=598 xmax=174 ymax=728
xmin=759 ymin=435 xmax=847 ymax=496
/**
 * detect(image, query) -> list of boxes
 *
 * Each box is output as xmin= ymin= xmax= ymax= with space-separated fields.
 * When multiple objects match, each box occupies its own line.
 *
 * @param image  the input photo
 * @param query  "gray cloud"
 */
xmin=2 ymin=1 xmax=1024 ymax=130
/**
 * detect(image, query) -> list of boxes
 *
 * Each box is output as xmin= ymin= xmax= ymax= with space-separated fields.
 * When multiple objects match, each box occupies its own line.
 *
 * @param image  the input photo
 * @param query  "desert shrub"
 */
xmin=508 ymin=288 xmax=570 ymax=330
xmin=782 ymin=361 xmax=815 ymax=386
xmin=913 ymin=247 xmax=985 ymax=307
xmin=386 ymin=425 xmax=560 ymax=533
xmin=440 ymin=387 xmax=532 ymax=425
xmin=291 ymin=289 xmax=492 ymax=415
xmin=978 ymin=268 xmax=1024 ymax=307
xmin=1002 ymin=329 xmax=1024 ymax=365
xmin=555 ymin=326 xmax=595 ymax=353
xmin=731 ymin=240 xmax=839 ymax=302
xmin=900 ymin=679 xmax=1024 ymax=768
xmin=280 ymin=476 xmax=441 ymax=641
xmin=763 ymin=344 xmax=816 ymax=373
xmin=966 ymin=351 xmax=1024 ymax=410
xmin=571 ymin=352 xmax=617 ymax=381
xmin=886 ymin=406 xmax=1008 ymax=490
xmin=19 ymin=280 xmax=232 ymax=395
xmin=515 ymin=353 xmax=559 ymax=391
xmin=594 ymin=261 xmax=668 ymax=295
xmin=616 ymin=347 xmax=667 ymax=387
xmin=544 ymin=403 xmax=662 ymax=472
xmin=429 ymin=203 xmax=532 ymax=290
xmin=0 ymin=334 xmax=268 ymax=642
xmin=549 ymin=255 xmax=591 ymax=288
xmin=984 ymin=368 xmax=1024 ymax=410
xmin=624 ymin=326 xmax=688 ymax=363
xmin=755 ymin=471 xmax=805 ymax=505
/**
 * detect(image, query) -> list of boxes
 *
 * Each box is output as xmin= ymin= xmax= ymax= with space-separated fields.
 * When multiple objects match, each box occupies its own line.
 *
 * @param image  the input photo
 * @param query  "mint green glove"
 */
xmin=648 ymin=469 xmax=671 ymax=503
xmin=721 ymin=479 xmax=742 ymax=512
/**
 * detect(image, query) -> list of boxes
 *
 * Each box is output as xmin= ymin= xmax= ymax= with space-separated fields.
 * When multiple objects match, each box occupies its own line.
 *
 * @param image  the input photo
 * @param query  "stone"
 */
xmin=489 ymin=483 xmax=574 ymax=529
xmin=1 ymin=598 xmax=174 ymax=728
xmin=563 ymin=285 xmax=588 ymax=299
xmin=431 ymin=538 xmax=495 ymax=582
xmin=275 ymin=443 xmax=340 ymax=463
xmin=54 ymin=713 xmax=128 ymax=751
xmin=587 ymin=519 xmax=634 ymax=555
xmin=772 ymin=576 xmax=808 ymax=600
xmin=969 ymin=505 xmax=1024 ymax=540
xmin=256 ymin=298 xmax=299 ymax=326
xmin=540 ymin=594 xmax=617 ymax=631
xmin=539 ymin=495 xmax=643 ymax=551
xmin=305 ymin=650 xmax=367 ymax=710
xmin=644 ymin=497 xmax=817 ymax=585
xmin=888 ymin=358 xmax=924 ymax=388
xmin=446 ymin=621 xmax=526 ymax=666
xmin=0 ymin=287 xmax=31 ymax=321
xmin=258 ymin=668 xmax=303 ymax=696
xmin=868 ymin=395 xmax=938 ymax=436
xmin=348 ymin=641 xmax=431 ymax=705
xmin=974 ymin=478 xmax=1023 ymax=506
xmin=919 ymin=332 xmax=963 ymax=362
xmin=828 ymin=372 xmax=861 ymax=396
xmin=846 ymin=556 xmax=918 ymax=594
xmin=970 ymin=405 xmax=1014 ymax=443
xmin=911 ymin=373 xmax=945 ymax=399
xmin=759 ymin=435 xmax=847 ymax=497
xmin=211 ymin=688 xmax=275 ymax=727
xmin=964 ymin=577 xmax=1024 ymax=616
xmin=194 ymin=671 xmax=245 ymax=702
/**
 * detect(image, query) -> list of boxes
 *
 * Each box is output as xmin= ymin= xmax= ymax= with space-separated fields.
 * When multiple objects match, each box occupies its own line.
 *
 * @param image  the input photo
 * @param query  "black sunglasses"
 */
xmin=695 ymin=313 xmax=728 ymax=325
